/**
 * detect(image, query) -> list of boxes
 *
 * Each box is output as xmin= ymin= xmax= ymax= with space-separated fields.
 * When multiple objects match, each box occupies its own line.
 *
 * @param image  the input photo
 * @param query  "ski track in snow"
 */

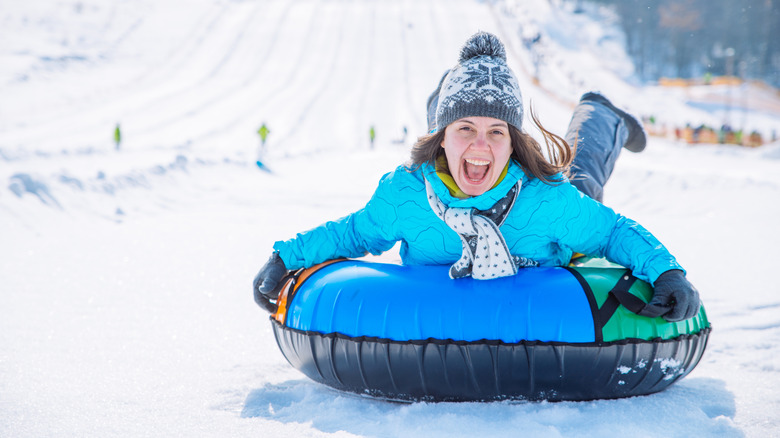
xmin=2 ymin=1 xmax=780 ymax=437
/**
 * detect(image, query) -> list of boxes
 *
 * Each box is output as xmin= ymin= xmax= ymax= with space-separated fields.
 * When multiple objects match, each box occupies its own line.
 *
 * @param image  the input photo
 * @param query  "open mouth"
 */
xmin=463 ymin=158 xmax=491 ymax=184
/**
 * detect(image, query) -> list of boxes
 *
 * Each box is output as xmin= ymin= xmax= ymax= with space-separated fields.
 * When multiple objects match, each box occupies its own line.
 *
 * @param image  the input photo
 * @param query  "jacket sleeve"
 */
xmin=273 ymin=172 xmax=400 ymax=270
xmin=550 ymin=182 xmax=683 ymax=284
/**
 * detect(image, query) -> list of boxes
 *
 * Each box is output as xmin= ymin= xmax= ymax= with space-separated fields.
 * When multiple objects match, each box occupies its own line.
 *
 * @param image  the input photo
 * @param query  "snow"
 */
xmin=1 ymin=0 xmax=779 ymax=437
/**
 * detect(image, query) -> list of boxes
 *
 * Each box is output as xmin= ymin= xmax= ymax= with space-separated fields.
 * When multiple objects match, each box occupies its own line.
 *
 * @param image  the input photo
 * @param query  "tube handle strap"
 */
xmin=594 ymin=273 xmax=643 ymax=332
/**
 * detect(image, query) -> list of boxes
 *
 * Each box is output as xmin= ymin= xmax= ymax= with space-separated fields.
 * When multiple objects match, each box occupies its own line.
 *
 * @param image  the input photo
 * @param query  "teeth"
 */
xmin=465 ymin=158 xmax=490 ymax=166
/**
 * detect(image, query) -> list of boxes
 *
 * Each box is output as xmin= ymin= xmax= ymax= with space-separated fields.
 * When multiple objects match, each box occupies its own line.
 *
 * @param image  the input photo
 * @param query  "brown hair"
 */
xmin=410 ymin=108 xmax=574 ymax=185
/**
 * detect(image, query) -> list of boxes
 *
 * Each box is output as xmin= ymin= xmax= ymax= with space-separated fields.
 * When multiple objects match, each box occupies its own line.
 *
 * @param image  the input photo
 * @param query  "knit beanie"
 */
xmin=434 ymin=32 xmax=524 ymax=133
xmin=426 ymin=70 xmax=449 ymax=132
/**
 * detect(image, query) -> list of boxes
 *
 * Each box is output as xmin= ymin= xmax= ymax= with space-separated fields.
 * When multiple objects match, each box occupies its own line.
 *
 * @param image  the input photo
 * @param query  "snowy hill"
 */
xmin=2 ymin=1 xmax=780 ymax=437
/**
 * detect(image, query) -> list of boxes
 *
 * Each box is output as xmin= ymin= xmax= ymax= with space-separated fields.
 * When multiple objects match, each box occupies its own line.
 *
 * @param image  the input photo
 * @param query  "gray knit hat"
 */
xmin=434 ymin=32 xmax=524 ymax=132
xmin=426 ymin=70 xmax=449 ymax=132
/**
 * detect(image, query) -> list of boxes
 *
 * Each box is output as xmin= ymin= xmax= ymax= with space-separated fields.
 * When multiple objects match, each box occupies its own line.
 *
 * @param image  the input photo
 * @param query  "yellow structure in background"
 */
xmin=658 ymin=76 xmax=743 ymax=87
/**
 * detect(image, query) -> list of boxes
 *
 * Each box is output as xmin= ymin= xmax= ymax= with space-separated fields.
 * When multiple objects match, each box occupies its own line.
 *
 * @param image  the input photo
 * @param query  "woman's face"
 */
xmin=441 ymin=117 xmax=513 ymax=196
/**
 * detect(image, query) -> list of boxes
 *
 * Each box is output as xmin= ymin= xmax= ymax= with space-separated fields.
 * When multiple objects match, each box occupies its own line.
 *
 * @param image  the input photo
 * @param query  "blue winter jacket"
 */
xmin=274 ymin=160 xmax=682 ymax=284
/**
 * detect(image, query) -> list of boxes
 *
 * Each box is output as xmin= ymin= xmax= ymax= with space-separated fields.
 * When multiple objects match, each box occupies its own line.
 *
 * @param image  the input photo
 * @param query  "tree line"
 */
xmin=589 ymin=0 xmax=779 ymax=86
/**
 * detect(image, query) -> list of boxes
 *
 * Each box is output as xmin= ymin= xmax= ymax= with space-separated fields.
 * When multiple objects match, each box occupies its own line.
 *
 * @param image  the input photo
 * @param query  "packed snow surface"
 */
xmin=2 ymin=1 xmax=779 ymax=437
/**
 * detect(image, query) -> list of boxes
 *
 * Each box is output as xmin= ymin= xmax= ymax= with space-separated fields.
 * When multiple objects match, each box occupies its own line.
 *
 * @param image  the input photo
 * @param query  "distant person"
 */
xmin=254 ymin=32 xmax=699 ymax=322
xmin=392 ymin=126 xmax=409 ymax=145
xmin=114 ymin=123 xmax=121 ymax=151
xmin=258 ymin=123 xmax=270 ymax=149
xmin=255 ymin=123 xmax=271 ymax=170
xmin=369 ymin=125 xmax=376 ymax=149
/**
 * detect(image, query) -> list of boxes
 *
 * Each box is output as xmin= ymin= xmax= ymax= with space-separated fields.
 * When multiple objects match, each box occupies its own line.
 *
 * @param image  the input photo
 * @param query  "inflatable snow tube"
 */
xmin=269 ymin=259 xmax=710 ymax=402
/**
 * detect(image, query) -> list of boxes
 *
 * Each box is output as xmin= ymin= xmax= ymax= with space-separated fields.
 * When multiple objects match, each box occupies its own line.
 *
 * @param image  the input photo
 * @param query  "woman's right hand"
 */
xmin=253 ymin=252 xmax=290 ymax=313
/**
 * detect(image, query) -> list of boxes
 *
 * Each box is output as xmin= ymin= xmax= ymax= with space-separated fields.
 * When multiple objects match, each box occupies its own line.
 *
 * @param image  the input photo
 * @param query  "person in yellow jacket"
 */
xmin=114 ymin=123 xmax=121 ymax=151
xmin=256 ymin=123 xmax=271 ymax=170
xmin=258 ymin=123 xmax=270 ymax=148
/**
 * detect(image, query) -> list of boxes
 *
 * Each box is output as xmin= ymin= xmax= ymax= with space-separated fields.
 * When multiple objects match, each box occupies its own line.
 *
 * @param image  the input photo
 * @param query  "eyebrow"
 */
xmin=459 ymin=119 xmax=508 ymax=128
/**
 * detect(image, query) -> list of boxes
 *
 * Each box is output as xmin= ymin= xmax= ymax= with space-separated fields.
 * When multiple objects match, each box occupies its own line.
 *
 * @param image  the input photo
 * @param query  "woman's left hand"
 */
xmin=639 ymin=270 xmax=701 ymax=321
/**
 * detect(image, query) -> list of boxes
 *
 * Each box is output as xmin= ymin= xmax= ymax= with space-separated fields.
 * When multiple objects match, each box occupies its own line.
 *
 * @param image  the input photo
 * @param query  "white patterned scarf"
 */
xmin=424 ymin=178 xmax=538 ymax=280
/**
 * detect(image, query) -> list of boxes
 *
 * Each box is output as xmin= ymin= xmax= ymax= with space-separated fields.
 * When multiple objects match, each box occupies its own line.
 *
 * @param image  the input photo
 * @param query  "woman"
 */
xmin=254 ymin=32 xmax=699 ymax=321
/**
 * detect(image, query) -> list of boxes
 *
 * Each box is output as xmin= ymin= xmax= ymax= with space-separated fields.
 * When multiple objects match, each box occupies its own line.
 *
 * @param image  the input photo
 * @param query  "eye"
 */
xmin=491 ymin=129 xmax=505 ymax=136
xmin=459 ymin=125 xmax=473 ymax=132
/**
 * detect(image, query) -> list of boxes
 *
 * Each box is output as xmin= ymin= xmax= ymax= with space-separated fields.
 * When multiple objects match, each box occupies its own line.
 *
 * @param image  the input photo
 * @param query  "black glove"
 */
xmin=253 ymin=252 xmax=290 ymax=313
xmin=639 ymin=269 xmax=701 ymax=321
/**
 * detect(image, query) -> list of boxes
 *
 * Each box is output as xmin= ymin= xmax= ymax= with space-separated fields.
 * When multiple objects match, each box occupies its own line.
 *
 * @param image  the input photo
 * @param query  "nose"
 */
xmin=471 ymin=131 xmax=489 ymax=149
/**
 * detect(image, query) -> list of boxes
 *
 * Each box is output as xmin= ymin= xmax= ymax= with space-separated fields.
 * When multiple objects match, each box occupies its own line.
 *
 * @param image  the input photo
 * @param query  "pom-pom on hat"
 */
xmin=434 ymin=31 xmax=524 ymax=133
